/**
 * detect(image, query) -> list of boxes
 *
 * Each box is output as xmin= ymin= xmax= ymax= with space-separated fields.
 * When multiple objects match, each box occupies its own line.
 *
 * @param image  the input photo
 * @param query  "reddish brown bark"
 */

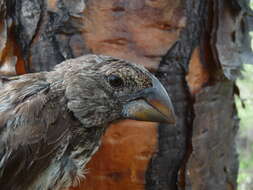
xmin=186 ymin=47 xmax=210 ymax=95
xmin=71 ymin=120 xmax=158 ymax=190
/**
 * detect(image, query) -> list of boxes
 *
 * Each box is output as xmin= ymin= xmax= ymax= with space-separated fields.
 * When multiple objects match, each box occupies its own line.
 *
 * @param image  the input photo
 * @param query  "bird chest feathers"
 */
xmin=28 ymin=128 xmax=104 ymax=190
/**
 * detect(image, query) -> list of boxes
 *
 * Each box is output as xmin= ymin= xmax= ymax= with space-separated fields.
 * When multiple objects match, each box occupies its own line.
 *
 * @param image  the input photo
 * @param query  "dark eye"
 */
xmin=108 ymin=75 xmax=124 ymax=88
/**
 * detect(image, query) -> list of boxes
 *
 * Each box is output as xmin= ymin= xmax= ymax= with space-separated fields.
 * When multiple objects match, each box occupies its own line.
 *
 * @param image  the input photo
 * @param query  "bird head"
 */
xmin=62 ymin=55 xmax=176 ymax=127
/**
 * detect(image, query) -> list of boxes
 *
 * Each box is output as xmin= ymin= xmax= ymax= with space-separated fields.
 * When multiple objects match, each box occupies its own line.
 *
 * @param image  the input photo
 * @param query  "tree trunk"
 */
xmin=0 ymin=0 xmax=252 ymax=189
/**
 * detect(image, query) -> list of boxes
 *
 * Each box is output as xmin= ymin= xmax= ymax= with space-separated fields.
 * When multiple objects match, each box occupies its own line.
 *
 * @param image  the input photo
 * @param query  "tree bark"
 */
xmin=0 ymin=0 xmax=252 ymax=190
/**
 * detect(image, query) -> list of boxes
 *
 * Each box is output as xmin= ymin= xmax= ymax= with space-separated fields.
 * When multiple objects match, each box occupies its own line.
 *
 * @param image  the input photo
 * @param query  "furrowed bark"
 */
xmin=1 ymin=0 xmax=252 ymax=190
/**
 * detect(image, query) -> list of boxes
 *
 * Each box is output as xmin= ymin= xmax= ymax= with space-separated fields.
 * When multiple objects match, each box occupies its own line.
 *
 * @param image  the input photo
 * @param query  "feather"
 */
xmin=0 ymin=54 xmax=173 ymax=190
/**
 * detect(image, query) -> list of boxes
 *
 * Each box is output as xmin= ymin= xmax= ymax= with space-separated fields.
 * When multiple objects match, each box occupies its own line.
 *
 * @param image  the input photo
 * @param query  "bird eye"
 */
xmin=107 ymin=75 xmax=124 ymax=88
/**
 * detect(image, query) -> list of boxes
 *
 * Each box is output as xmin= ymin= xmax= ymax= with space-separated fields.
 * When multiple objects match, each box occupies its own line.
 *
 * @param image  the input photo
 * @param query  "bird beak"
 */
xmin=121 ymin=76 xmax=176 ymax=124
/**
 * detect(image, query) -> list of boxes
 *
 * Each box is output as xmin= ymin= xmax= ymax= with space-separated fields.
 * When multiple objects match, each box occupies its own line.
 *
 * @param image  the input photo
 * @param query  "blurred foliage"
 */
xmin=236 ymin=64 xmax=253 ymax=190
xmin=236 ymin=1 xmax=253 ymax=188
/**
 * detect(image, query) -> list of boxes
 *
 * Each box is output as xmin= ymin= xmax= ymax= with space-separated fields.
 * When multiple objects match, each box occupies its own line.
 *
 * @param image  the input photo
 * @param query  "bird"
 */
xmin=0 ymin=54 xmax=176 ymax=190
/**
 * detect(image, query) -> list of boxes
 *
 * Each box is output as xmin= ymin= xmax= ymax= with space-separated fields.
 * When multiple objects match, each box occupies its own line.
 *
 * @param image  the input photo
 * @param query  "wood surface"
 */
xmin=1 ymin=0 xmax=253 ymax=190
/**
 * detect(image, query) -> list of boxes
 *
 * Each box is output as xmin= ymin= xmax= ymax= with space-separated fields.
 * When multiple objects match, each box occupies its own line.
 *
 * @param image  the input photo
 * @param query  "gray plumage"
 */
xmin=0 ymin=54 xmax=175 ymax=190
